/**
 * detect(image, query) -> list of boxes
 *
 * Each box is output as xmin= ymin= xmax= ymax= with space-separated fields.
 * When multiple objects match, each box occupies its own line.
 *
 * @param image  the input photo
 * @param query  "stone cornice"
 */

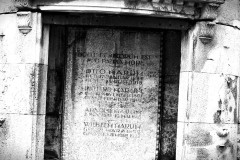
xmin=0 ymin=0 xmax=225 ymax=20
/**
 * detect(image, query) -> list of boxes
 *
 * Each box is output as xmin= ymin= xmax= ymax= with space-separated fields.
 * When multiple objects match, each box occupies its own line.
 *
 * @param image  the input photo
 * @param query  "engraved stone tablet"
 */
xmin=62 ymin=28 xmax=162 ymax=160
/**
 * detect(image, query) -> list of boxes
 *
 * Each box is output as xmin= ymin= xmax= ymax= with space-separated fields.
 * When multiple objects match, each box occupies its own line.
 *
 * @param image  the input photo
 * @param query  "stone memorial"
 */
xmin=62 ymin=28 xmax=162 ymax=160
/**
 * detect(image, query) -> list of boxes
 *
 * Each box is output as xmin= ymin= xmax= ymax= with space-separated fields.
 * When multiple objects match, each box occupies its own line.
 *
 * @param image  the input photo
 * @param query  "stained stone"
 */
xmin=62 ymin=28 xmax=162 ymax=160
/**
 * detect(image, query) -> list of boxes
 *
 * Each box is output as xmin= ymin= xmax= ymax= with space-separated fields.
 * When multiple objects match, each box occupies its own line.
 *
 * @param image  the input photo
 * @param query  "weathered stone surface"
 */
xmin=200 ymin=3 xmax=221 ymax=20
xmin=179 ymin=3 xmax=240 ymax=158
xmin=178 ymin=22 xmax=240 ymax=159
xmin=0 ymin=0 xmax=224 ymax=18
xmin=161 ymin=122 xmax=177 ymax=159
xmin=0 ymin=63 xmax=47 ymax=115
xmin=177 ymin=72 xmax=192 ymax=123
xmin=181 ymin=24 xmax=240 ymax=76
xmin=0 ymin=0 xmax=32 ymax=14
xmin=0 ymin=9 xmax=46 ymax=160
xmin=216 ymin=0 xmax=240 ymax=27
xmin=0 ymin=0 xmax=195 ymax=18
xmin=0 ymin=114 xmax=45 ymax=160
xmin=0 ymin=0 xmax=17 ymax=13
xmin=176 ymin=122 xmax=185 ymax=160
xmin=0 ymin=13 xmax=44 ymax=65
xmin=178 ymin=72 xmax=238 ymax=124
xmin=33 ymin=0 xmax=195 ymax=18
xmin=45 ymin=28 xmax=181 ymax=159
xmin=163 ymin=78 xmax=179 ymax=121
xmin=238 ymin=124 xmax=240 ymax=160
xmin=62 ymin=28 xmax=162 ymax=160
xmin=177 ymin=122 xmax=238 ymax=160
xmin=180 ymin=25 xmax=199 ymax=72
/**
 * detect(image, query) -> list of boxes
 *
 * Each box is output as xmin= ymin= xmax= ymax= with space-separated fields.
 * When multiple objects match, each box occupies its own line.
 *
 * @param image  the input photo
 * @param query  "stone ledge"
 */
xmin=0 ymin=0 xmax=225 ymax=20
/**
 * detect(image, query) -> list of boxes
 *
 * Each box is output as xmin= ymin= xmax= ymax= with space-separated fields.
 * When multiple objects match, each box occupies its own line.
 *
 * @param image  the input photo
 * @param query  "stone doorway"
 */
xmin=44 ymin=15 xmax=181 ymax=160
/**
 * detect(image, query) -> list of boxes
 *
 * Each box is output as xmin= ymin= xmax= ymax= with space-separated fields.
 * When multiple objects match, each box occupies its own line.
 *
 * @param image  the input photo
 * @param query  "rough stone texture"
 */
xmin=178 ymin=72 xmax=239 ymax=124
xmin=0 ymin=12 xmax=47 ymax=160
xmin=177 ymin=72 xmax=239 ymax=159
xmin=161 ymin=78 xmax=179 ymax=159
xmin=163 ymin=81 xmax=179 ymax=121
xmin=62 ymin=27 xmax=161 ymax=160
xmin=0 ymin=13 xmax=46 ymax=65
xmin=161 ymin=122 xmax=178 ymax=160
xmin=0 ymin=0 xmax=32 ymax=14
xmin=44 ymin=28 xmax=181 ymax=159
xmin=1 ymin=1 xmax=240 ymax=160
xmin=178 ymin=5 xmax=240 ymax=158
xmin=0 ymin=114 xmax=45 ymax=160
xmin=181 ymin=24 xmax=240 ymax=76
xmin=35 ymin=0 xmax=197 ymax=20
xmin=0 ymin=0 xmax=17 ymax=13
xmin=0 ymin=64 xmax=47 ymax=115
xmin=0 ymin=0 xmax=224 ymax=18
xmin=45 ymin=26 xmax=180 ymax=160
xmin=0 ymin=0 xmax=194 ymax=18
xmin=216 ymin=0 xmax=240 ymax=28
xmin=177 ymin=122 xmax=238 ymax=160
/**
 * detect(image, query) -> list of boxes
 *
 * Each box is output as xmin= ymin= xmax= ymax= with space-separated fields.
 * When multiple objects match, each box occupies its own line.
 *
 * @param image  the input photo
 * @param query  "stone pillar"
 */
xmin=176 ymin=1 xmax=240 ymax=158
xmin=0 ymin=12 xmax=47 ymax=160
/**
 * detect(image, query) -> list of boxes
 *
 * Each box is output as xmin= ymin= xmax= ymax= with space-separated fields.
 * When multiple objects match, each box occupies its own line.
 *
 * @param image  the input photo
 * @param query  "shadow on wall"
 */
xmin=44 ymin=149 xmax=59 ymax=160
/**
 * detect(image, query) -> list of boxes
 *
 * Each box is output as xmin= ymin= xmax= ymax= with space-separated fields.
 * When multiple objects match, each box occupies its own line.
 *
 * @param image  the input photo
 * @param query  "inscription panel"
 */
xmin=62 ymin=28 xmax=162 ymax=160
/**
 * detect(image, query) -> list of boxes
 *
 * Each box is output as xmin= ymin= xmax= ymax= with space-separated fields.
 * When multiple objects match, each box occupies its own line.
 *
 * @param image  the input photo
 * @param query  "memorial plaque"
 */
xmin=62 ymin=27 xmax=162 ymax=160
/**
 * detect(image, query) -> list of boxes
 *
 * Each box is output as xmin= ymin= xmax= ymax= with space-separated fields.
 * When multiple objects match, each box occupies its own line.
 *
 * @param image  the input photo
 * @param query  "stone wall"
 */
xmin=177 ymin=0 xmax=240 ymax=159
xmin=0 ymin=12 xmax=47 ymax=160
xmin=1 ymin=0 xmax=240 ymax=159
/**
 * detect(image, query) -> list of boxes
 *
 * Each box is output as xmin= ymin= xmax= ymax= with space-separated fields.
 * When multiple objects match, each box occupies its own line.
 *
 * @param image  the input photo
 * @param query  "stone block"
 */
xmin=0 ymin=63 xmax=47 ymax=115
xmin=0 ymin=114 xmax=45 ymax=160
xmin=176 ymin=121 xmax=185 ymax=160
xmin=180 ymin=25 xmax=199 ymax=72
xmin=0 ymin=1 xmax=17 ymax=13
xmin=177 ymin=72 xmax=192 ymax=123
xmin=0 ymin=13 xmax=46 ymax=65
xmin=176 ymin=122 xmax=238 ymax=160
xmin=216 ymin=0 xmax=240 ymax=25
xmin=178 ymin=72 xmax=239 ymax=124
xmin=181 ymin=24 xmax=240 ymax=76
